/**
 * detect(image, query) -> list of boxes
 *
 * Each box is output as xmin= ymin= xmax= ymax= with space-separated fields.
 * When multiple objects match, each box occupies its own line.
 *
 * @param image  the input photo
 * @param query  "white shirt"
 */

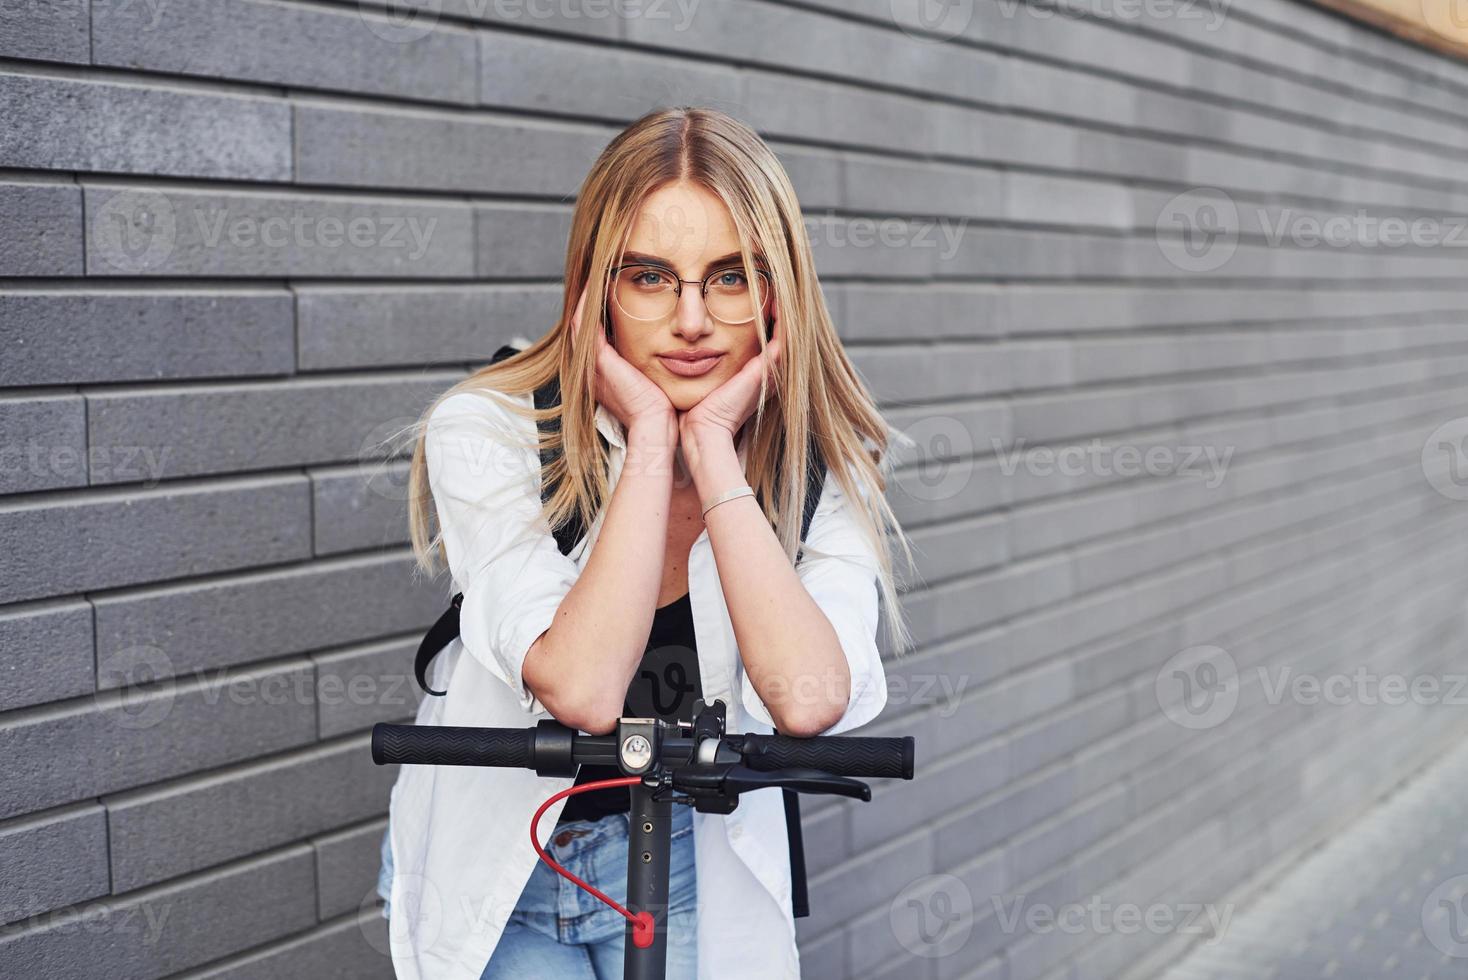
xmin=385 ymin=383 xmax=889 ymax=980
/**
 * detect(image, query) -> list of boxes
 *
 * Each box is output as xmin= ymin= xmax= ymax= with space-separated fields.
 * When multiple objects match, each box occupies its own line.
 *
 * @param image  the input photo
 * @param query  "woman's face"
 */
xmin=606 ymin=180 xmax=770 ymax=412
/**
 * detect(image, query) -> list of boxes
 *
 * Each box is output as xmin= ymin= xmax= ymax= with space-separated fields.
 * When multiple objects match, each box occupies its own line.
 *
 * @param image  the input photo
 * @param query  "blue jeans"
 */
xmin=379 ymin=805 xmax=698 ymax=979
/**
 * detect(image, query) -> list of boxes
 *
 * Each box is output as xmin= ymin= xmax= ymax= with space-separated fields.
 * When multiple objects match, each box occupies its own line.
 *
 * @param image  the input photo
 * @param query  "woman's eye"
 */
xmin=632 ymin=268 xmax=671 ymax=287
xmin=712 ymin=270 xmax=748 ymax=288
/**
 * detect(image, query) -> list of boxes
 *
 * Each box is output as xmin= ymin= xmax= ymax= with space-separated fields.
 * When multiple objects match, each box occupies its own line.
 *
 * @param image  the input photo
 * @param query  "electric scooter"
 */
xmin=371 ymin=698 xmax=917 ymax=980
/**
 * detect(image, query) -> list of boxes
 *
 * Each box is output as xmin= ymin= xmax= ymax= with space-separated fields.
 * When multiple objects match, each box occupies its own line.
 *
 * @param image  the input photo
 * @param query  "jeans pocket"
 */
xmin=377 ymin=825 xmax=394 ymax=919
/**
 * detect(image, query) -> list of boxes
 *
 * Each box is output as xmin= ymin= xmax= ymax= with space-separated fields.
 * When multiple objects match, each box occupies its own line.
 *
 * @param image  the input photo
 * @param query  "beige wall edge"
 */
xmin=1308 ymin=0 xmax=1468 ymax=62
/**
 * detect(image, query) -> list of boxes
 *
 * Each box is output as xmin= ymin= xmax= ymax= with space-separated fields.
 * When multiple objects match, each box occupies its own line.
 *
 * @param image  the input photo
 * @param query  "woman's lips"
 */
xmin=657 ymin=353 xmax=723 ymax=377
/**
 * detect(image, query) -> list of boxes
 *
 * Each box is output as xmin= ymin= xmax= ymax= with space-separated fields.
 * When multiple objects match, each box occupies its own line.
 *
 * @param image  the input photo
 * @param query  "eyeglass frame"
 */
xmin=606 ymin=261 xmax=774 ymax=325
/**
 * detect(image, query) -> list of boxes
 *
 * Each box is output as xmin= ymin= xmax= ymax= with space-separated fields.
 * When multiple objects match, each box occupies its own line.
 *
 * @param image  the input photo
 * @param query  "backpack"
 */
xmin=413 ymin=341 xmax=827 ymax=917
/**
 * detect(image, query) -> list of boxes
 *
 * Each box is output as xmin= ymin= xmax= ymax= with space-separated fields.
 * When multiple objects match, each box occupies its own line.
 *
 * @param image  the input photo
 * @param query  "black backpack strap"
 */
xmin=783 ymin=438 xmax=828 ymax=919
xmin=784 ymin=784 xmax=811 ymax=918
xmin=415 ymin=343 xmax=595 ymax=696
xmin=796 ymin=438 xmax=828 ymax=560
xmin=412 ymin=594 xmax=463 ymax=697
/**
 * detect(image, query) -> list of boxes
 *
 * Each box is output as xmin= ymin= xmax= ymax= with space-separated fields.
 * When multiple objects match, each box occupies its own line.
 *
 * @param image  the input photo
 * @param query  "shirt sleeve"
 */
xmin=739 ymin=464 xmax=889 ymax=736
xmin=424 ymin=390 xmax=581 ymax=716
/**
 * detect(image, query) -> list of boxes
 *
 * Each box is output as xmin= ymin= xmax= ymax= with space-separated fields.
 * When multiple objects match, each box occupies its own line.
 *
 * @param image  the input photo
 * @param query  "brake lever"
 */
xmin=673 ymin=763 xmax=871 ymax=802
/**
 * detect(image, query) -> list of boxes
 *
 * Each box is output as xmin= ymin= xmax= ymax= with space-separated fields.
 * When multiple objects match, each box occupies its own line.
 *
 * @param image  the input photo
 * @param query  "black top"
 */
xmin=556 ymin=590 xmax=703 ymax=825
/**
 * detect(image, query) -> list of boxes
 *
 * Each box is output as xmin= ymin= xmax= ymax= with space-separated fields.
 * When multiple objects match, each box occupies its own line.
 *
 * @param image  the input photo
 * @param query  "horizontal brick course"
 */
xmin=0 ymin=290 xmax=295 ymax=386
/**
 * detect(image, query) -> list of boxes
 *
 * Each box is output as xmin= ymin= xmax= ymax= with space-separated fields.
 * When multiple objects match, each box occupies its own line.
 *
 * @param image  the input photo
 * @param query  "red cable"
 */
xmin=529 ymin=776 xmax=658 ymax=948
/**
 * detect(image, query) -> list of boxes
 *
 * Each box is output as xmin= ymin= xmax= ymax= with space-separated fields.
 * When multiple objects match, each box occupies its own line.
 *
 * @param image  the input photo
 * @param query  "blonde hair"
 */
xmin=403 ymin=106 xmax=915 ymax=655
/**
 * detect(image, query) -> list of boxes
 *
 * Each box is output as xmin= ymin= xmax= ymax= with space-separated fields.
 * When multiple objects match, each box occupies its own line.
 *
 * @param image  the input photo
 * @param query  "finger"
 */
xmin=761 ymin=336 xmax=783 ymax=376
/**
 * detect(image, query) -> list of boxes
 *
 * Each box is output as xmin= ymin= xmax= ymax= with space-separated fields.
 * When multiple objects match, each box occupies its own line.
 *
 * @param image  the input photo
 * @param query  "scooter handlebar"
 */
xmin=372 ymin=722 xmax=915 ymax=781
xmin=372 ymin=723 xmax=535 ymax=769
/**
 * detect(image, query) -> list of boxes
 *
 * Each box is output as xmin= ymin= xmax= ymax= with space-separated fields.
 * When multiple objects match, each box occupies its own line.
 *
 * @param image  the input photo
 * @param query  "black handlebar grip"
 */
xmin=372 ymin=723 xmax=535 ymax=768
xmin=740 ymin=734 xmax=914 ymax=779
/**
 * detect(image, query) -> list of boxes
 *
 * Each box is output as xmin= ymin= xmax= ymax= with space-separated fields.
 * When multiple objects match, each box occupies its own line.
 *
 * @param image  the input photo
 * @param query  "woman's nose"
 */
xmin=673 ymin=289 xmax=714 ymax=337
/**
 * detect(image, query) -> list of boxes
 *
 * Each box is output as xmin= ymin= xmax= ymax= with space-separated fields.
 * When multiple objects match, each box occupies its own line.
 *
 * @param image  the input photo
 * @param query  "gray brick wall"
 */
xmin=3 ymin=1 xmax=1468 ymax=978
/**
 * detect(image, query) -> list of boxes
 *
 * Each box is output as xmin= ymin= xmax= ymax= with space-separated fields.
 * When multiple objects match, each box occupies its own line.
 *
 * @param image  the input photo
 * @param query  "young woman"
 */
xmin=378 ymin=106 xmax=913 ymax=980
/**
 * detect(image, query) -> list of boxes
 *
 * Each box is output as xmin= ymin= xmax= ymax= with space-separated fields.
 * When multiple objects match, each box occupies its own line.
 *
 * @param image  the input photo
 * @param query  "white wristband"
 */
xmin=702 ymin=484 xmax=755 ymax=517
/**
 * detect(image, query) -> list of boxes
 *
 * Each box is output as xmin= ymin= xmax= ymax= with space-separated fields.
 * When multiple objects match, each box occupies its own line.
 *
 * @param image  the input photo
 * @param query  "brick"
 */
xmin=0 ymin=598 xmax=94 ymax=712
xmin=295 ymin=284 xmax=560 ymax=370
xmin=795 ymin=927 xmax=846 ymax=980
xmin=851 ymin=345 xmax=1009 ymax=404
xmin=186 ymin=910 xmax=394 ymax=980
xmin=429 ymin=0 xmax=621 ymax=37
xmin=1005 ymin=785 xmax=1128 ymax=886
xmin=904 ymin=514 xmax=1011 ymax=583
xmin=0 ymin=661 xmax=318 ymax=821
xmin=751 ymin=69 xmax=933 ymax=151
xmin=931 ymin=765 xmax=1079 ymax=872
xmin=0 ymin=0 xmax=88 ymax=63
xmin=313 ymin=638 xmax=422 ymax=739
xmin=106 ymin=738 xmax=393 ymax=893
xmin=851 ymin=739 xmax=1010 ymax=856
xmin=0 ymin=180 xmax=83 ymax=276
xmin=0 ymin=290 xmax=295 ymax=386
xmin=478 ymin=30 xmax=741 ymax=118
xmin=0 ymin=804 xmax=109 ymax=926
xmin=314 ymin=818 xmax=388 ymax=920
xmin=802 ymin=832 xmax=933 ymax=939
xmin=475 ymin=204 xmax=574 ymax=279
xmin=0 ymin=477 xmax=312 ymax=605
xmin=0 ymin=73 xmax=290 ymax=180
xmin=92 ymin=554 xmax=445 ymax=684
xmin=85 ymin=374 xmax=459 ymax=483
xmin=0 ymin=393 xmax=86 ymax=494
xmin=295 ymin=103 xmax=608 ymax=194
xmin=837 ymin=285 xmax=1004 ymax=343
xmin=844 ymin=155 xmax=1004 ymax=221
xmin=310 ymin=463 xmax=413 ymax=557
xmin=82 ymin=185 xmax=473 ymax=278
xmin=0 ymin=846 xmax=318 ymax=980
xmin=93 ymin=0 xmax=477 ymax=103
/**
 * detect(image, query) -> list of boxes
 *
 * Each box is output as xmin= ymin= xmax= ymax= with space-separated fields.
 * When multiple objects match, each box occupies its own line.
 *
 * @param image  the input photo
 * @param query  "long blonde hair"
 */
xmin=404 ymin=106 xmax=914 ymax=655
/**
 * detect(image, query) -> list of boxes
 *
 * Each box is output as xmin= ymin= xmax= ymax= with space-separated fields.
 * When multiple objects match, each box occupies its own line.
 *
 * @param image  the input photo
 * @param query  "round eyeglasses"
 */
xmin=608 ymin=263 xmax=772 ymax=325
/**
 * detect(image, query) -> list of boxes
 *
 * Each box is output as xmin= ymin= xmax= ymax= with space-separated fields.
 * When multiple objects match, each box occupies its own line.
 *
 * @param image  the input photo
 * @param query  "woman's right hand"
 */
xmin=570 ymin=285 xmax=675 ymax=438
